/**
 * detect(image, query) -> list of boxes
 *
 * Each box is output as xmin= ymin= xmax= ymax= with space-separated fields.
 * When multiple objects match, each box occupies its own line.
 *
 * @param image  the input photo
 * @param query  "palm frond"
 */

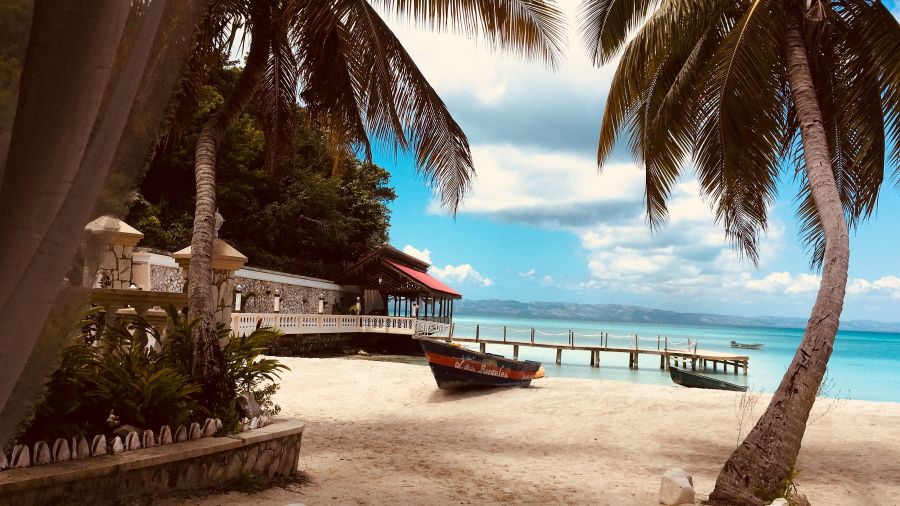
xmin=260 ymin=3 xmax=300 ymax=172
xmin=373 ymin=0 xmax=567 ymax=69
xmin=692 ymin=0 xmax=786 ymax=263
xmin=578 ymin=0 xmax=660 ymax=65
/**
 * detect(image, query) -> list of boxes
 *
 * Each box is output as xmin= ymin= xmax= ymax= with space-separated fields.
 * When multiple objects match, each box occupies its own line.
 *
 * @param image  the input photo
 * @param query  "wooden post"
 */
xmin=502 ymin=325 xmax=507 ymax=342
xmin=556 ymin=348 xmax=562 ymax=365
xmin=475 ymin=324 xmax=480 ymax=341
xmin=713 ymin=360 xmax=717 ymax=371
xmin=590 ymin=349 xmax=596 ymax=367
xmin=530 ymin=328 xmax=535 ymax=345
xmin=569 ymin=330 xmax=573 ymax=347
xmin=594 ymin=350 xmax=600 ymax=367
xmin=479 ymin=342 xmax=486 ymax=353
xmin=657 ymin=335 xmax=660 ymax=350
xmin=660 ymin=354 xmax=665 ymax=370
xmin=633 ymin=335 xmax=639 ymax=369
xmin=743 ymin=361 xmax=748 ymax=376
xmin=664 ymin=336 xmax=668 ymax=351
xmin=691 ymin=358 xmax=696 ymax=371
xmin=723 ymin=361 xmax=728 ymax=373
xmin=733 ymin=361 xmax=738 ymax=375
xmin=513 ymin=345 xmax=519 ymax=360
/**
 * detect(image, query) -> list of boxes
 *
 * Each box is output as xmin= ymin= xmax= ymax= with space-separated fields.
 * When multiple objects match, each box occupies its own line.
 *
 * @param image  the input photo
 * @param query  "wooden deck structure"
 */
xmin=229 ymin=315 xmax=749 ymax=375
xmin=448 ymin=324 xmax=750 ymax=375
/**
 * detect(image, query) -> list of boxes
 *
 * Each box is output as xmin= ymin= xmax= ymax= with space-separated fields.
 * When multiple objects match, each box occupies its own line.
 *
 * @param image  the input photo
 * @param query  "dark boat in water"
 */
xmin=730 ymin=340 xmax=764 ymax=350
xmin=416 ymin=337 xmax=542 ymax=389
xmin=669 ymin=366 xmax=748 ymax=392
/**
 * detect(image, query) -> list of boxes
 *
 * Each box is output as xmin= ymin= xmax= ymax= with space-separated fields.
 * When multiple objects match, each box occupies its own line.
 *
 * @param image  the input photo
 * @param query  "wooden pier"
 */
xmin=448 ymin=325 xmax=749 ymax=375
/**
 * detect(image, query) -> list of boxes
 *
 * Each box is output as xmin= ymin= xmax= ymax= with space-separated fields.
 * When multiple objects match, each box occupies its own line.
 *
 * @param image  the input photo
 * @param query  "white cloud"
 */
xmin=519 ymin=268 xmax=537 ymax=278
xmin=430 ymin=264 xmax=494 ymax=287
xmin=847 ymin=276 xmax=900 ymax=299
xmin=402 ymin=244 xmax=432 ymax=264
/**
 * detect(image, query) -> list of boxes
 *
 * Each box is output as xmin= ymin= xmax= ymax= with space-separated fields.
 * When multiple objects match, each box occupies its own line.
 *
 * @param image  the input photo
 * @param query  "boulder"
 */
xmin=237 ymin=391 xmax=263 ymax=418
xmin=770 ymin=499 xmax=789 ymax=506
xmin=659 ymin=467 xmax=695 ymax=505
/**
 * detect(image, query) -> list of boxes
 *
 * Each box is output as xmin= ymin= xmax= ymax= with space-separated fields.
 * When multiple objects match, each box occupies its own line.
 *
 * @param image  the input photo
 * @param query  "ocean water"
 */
xmin=445 ymin=315 xmax=900 ymax=403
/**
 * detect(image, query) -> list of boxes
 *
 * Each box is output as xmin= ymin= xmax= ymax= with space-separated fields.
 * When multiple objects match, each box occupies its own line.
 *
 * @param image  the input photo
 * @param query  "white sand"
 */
xmin=179 ymin=357 xmax=900 ymax=505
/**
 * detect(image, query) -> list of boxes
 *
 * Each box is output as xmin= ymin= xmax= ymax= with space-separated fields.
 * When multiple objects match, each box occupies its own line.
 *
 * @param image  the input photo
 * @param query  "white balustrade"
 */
xmin=230 ymin=313 xmax=440 ymax=337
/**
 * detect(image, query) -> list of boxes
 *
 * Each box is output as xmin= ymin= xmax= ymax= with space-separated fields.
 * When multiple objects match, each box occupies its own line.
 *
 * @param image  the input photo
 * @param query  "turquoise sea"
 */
xmin=445 ymin=314 xmax=900 ymax=403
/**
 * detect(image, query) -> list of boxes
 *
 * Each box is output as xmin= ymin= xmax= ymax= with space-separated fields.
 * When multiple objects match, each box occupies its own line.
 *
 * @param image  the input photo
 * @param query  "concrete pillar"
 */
xmin=82 ymin=215 xmax=143 ymax=289
xmin=173 ymin=238 xmax=248 ymax=329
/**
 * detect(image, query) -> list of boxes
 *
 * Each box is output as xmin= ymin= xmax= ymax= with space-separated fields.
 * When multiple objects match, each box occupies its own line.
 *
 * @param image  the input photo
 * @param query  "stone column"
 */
xmin=82 ymin=215 xmax=144 ymax=289
xmin=172 ymin=238 xmax=248 ymax=328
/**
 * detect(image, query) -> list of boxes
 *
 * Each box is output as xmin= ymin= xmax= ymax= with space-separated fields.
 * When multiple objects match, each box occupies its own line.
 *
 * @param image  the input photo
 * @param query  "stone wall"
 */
xmin=268 ymin=333 xmax=354 ymax=356
xmin=237 ymin=276 xmax=348 ymax=314
xmin=0 ymin=420 xmax=304 ymax=506
xmin=96 ymin=244 xmax=134 ymax=289
xmin=150 ymin=264 xmax=183 ymax=292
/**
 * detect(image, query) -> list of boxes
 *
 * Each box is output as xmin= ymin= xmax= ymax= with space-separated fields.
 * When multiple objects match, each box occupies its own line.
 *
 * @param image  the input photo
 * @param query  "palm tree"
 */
xmin=0 ymin=0 xmax=211 ymax=445
xmin=186 ymin=0 xmax=566 ymax=411
xmin=577 ymin=0 xmax=898 ymax=503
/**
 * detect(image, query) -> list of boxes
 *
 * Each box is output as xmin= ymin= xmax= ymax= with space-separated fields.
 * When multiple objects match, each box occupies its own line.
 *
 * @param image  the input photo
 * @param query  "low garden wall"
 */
xmin=0 ymin=419 xmax=304 ymax=505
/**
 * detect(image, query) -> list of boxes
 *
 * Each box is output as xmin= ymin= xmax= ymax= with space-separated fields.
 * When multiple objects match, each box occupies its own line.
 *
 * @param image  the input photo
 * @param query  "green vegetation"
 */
xmin=16 ymin=309 xmax=286 ymax=445
xmin=127 ymin=59 xmax=395 ymax=279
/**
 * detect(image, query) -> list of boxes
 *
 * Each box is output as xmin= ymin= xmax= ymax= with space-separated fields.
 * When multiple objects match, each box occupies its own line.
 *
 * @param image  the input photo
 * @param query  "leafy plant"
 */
xmin=224 ymin=327 xmax=289 ymax=414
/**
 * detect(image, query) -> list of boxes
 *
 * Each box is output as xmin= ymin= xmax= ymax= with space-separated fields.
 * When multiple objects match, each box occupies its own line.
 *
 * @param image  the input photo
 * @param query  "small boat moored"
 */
xmin=730 ymin=340 xmax=764 ymax=350
xmin=669 ymin=366 xmax=748 ymax=392
xmin=416 ymin=337 xmax=542 ymax=389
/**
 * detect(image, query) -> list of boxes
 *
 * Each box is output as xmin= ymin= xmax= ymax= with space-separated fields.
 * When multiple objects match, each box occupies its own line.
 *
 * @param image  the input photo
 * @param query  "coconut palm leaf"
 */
xmin=691 ymin=0 xmax=786 ymax=263
xmin=578 ymin=0 xmax=660 ymax=64
xmin=374 ymin=0 xmax=567 ymax=69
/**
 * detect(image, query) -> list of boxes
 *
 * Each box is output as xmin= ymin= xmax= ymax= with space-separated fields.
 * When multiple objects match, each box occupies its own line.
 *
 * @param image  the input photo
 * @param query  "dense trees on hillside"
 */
xmin=127 ymin=61 xmax=395 ymax=279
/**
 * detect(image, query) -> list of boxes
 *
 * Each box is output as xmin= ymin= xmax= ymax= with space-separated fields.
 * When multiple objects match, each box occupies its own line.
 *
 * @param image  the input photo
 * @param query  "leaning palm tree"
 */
xmin=186 ymin=0 xmax=566 ymax=411
xmin=578 ymin=0 xmax=898 ymax=503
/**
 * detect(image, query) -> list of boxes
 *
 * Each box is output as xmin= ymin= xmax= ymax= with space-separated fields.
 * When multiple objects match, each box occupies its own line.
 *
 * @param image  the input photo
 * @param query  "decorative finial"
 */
xmin=214 ymin=210 xmax=224 ymax=237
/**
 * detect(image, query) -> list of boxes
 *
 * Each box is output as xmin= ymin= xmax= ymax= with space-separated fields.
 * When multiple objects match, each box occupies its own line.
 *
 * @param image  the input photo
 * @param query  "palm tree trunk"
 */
xmin=188 ymin=17 xmax=269 ymax=411
xmin=709 ymin=11 xmax=850 ymax=506
xmin=0 ymin=0 xmax=209 ymax=444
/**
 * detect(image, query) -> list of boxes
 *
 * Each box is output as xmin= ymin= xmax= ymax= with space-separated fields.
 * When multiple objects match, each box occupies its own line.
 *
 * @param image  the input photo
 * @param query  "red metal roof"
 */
xmin=385 ymin=260 xmax=462 ymax=298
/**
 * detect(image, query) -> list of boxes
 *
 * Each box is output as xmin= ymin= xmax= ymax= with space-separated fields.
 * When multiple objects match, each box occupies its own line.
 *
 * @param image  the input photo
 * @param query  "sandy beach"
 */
xmin=177 ymin=357 xmax=900 ymax=505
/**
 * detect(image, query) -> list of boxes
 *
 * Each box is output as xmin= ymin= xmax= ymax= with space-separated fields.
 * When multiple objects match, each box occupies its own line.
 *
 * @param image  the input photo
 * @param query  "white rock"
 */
xmin=659 ymin=467 xmax=695 ymax=505
xmin=142 ymin=430 xmax=156 ymax=448
xmin=175 ymin=425 xmax=187 ymax=442
xmin=53 ymin=438 xmax=70 ymax=462
xmin=770 ymin=499 xmax=789 ymax=506
xmin=159 ymin=426 xmax=173 ymax=445
xmin=72 ymin=435 xmax=89 ymax=459
xmin=0 ymin=449 xmax=8 ymax=470
xmin=111 ymin=436 xmax=124 ymax=454
xmin=125 ymin=432 xmax=141 ymax=451
xmin=33 ymin=441 xmax=52 ymax=465
xmin=250 ymin=417 xmax=259 ymax=430
xmin=12 ymin=444 xmax=30 ymax=468
xmin=215 ymin=418 xmax=223 ymax=431
xmin=201 ymin=418 xmax=216 ymax=437
xmin=189 ymin=422 xmax=202 ymax=440
xmin=91 ymin=435 xmax=107 ymax=456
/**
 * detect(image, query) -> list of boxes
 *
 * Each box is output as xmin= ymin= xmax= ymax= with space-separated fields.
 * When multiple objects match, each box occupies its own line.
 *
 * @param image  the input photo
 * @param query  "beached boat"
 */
xmin=416 ymin=337 xmax=542 ymax=389
xmin=730 ymin=340 xmax=764 ymax=350
xmin=669 ymin=366 xmax=748 ymax=392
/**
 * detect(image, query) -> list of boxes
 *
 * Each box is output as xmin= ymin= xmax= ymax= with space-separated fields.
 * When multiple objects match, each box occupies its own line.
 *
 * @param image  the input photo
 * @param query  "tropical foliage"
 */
xmin=127 ymin=58 xmax=395 ymax=278
xmin=15 ymin=308 xmax=286 ymax=446
xmin=578 ymin=0 xmax=897 ymax=502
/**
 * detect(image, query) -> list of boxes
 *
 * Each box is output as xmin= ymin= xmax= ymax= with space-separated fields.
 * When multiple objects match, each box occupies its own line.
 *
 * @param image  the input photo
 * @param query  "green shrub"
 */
xmin=19 ymin=307 xmax=287 ymax=444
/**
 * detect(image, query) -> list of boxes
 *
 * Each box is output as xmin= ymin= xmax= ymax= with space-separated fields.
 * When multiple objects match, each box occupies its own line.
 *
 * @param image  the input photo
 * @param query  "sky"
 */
xmin=370 ymin=0 xmax=900 ymax=322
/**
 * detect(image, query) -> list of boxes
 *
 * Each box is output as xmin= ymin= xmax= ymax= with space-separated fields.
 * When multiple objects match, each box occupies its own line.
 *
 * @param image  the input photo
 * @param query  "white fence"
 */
xmin=231 ymin=313 xmax=453 ymax=338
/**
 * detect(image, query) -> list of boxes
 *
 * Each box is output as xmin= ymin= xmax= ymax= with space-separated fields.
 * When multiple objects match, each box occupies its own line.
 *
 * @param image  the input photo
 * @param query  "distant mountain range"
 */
xmin=454 ymin=299 xmax=900 ymax=333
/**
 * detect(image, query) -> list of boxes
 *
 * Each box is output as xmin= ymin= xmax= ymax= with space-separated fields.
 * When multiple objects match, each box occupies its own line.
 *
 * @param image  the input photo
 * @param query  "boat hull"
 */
xmin=730 ymin=340 xmax=763 ymax=350
xmin=417 ymin=338 xmax=542 ymax=389
xmin=669 ymin=366 xmax=748 ymax=392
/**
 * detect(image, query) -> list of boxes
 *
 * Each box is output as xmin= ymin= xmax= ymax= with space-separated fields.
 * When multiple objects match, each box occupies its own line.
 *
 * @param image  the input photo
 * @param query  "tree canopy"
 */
xmin=127 ymin=59 xmax=395 ymax=279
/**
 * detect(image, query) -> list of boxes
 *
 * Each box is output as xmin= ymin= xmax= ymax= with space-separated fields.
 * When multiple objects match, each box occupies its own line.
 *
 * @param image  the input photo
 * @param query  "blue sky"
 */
xmin=374 ymin=0 xmax=900 ymax=322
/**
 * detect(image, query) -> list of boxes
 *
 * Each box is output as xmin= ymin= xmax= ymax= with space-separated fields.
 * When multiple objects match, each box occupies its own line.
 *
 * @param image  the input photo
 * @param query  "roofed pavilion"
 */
xmin=337 ymin=246 xmax=461 ymax=322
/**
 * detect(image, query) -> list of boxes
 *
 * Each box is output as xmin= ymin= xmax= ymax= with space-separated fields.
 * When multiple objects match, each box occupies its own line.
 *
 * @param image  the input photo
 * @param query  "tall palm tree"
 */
xmin=578 ymin=0 xmax=898 ymax=503
xmin=186 ymin=0 xmax=566 ymax=411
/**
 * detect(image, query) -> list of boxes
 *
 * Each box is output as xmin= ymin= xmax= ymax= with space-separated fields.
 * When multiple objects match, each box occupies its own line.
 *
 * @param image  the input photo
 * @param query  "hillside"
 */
xmin=454 ymin=299 xmax=900 ymax=333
